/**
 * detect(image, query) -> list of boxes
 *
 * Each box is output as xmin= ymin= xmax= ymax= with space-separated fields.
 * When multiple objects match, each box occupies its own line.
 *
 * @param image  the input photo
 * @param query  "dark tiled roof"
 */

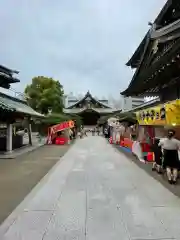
xmin=0 ymin=65 xmax=20 ymax=89
xmin=0 ymin=92 xmax=43 ymax=117
xmin=66 ymin=91 xmax=112 ymax=109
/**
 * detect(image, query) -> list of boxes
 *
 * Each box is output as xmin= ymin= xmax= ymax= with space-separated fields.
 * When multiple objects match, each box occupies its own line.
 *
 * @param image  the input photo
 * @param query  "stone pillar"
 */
xmin=6 ymin=123 xmax=12 ymax=152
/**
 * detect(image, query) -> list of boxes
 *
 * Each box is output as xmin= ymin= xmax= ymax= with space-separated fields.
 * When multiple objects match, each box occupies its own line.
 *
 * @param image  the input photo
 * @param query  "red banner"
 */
xmin=47 ymin=120 xmax=74 ymax=144
xmin=51 ymin=120 xmax=74 ymax=134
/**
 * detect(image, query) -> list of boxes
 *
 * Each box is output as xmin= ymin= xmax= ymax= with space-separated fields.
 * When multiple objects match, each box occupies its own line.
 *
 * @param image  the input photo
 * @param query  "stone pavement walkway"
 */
xmin=1 ymin=136 xmax=180 ymax=240
xmin=0 ymin=144 xmax=70 ymax=224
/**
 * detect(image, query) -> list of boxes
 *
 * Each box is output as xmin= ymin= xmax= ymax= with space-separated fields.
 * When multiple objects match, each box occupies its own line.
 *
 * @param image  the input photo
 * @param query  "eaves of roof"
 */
xmin=0 ymin=92 xmax=44 ymax=118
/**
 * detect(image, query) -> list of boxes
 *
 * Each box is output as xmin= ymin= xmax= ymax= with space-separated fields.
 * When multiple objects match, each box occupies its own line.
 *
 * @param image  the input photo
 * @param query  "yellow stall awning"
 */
xmin=135 ymin=99 xmax=180 ymax=126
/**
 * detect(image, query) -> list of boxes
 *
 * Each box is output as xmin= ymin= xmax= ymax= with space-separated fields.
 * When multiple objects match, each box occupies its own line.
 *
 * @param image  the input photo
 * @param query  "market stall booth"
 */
xmin=135 ymin=99 xmax=180 ymax=161
xmin=47 ymin=120 xmax=74 ymax=145
xmin=107 ymin=117 xmax=120 ymax=143
xmin=105 ymin=112 xmax=137 ymax=147
xmin=109 ymin=100 xmax=180 ymax=162
xmin=120 ymin=124 xmax=138 ymax=150
xmin=117 ymin=114 xmax=138 ymax=153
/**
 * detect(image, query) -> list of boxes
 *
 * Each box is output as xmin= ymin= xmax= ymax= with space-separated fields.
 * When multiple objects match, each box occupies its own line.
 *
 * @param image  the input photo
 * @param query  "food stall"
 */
xmin=117 ymin=113 xmax=137 ymax=151
xmin=135 ymin=99 xmax=180 ymax=161
xmin=111 ymin=100 xmax=180 ymax=162
xmin=107 ymin=117 xmax=121 ymax=144
xmin=47 ymin=120 xmax=74 ymax=145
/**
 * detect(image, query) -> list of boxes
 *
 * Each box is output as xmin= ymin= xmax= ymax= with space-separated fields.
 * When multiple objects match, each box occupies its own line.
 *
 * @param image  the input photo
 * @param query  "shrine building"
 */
xmin=121 ymin=0 xmax=180 ymax=102
xmin=64 ymin=91 xmax=119 ymax=125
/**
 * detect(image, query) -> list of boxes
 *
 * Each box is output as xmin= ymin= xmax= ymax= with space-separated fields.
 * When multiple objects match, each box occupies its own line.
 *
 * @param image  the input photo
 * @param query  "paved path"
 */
xmin=0 ymin=145 xmax=70 ymax=224
xmin=1 ymin=136 xmax=180 ymax=240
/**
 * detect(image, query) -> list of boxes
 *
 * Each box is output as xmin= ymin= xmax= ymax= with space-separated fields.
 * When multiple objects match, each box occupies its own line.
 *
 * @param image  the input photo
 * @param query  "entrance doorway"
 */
xmin=79 ymin=110 xmax=100 ymax=125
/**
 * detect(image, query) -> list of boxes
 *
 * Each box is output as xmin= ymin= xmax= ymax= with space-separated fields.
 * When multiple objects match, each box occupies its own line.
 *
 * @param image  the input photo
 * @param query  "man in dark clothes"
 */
xmin=159 ymin=130 xmax=180 ymax=184
xmin=152 ymin=138 xmax=162 ymax=174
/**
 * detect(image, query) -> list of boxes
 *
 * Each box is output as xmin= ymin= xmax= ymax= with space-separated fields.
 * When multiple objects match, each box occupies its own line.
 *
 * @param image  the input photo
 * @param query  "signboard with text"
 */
xmin=136 ymin=100 xmax=180 ymax=126
xmin=135 ymin=105 xmax=166 ymax=126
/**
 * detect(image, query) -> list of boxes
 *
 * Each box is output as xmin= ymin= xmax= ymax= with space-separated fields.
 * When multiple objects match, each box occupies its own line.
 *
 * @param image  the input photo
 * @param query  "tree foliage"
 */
xmin=25 ymin=76 xmax=64 ymax=114
xmin=97 ymin=114 xmax=115 ymax=125
xmin=42 ymin=113 xmax=82 ymax=127
xmin=35 ymin=113 xmax=82 ymax=135
xmin=67 ymin=114 xmax=82 ymax=128
xmin=42 ymin=113 xmax=71 ymax=124
xmin=97 ymin=112 xmax=137 ymax=125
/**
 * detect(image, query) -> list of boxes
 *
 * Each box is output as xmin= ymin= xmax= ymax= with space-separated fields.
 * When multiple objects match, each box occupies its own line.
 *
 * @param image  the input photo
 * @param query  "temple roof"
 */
xmin=126 ymin=33 xmax=149 ymax=69
xmin=64 ymin=91 xmax=121 ymax=114
xmin=66 ymin=91 xmax=112 ymax=109
xmin=0 ymin=65 xmax=20 ymax=89
xmin=121 ymin=0 xmax=180 ymax=97
xmin=64 ymin=108 xmax=118 ymax=114
xmin=0 ymin=92 xmax=43 ymax=117
xmin=126 ymin=0 xmax=173 ymax=68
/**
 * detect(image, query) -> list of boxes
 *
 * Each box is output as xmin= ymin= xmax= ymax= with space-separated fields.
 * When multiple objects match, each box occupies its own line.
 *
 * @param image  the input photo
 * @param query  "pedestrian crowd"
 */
xmin=78 ymin=124 xmax=180 ymax=185
xmin=103 ymin=124 xmax=180 ymax=185
xmin=78 ymin=125 xmax=101 ymax=138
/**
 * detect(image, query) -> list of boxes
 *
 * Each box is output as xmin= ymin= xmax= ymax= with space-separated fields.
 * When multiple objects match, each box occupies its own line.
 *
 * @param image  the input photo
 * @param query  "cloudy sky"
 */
xmin=0 ymin=0 xmax=166 ymax=97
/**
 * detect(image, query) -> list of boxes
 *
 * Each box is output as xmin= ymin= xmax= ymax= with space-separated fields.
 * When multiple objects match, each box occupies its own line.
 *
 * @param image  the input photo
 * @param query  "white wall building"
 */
xmin=64 ymin=92 xmax=78 ymax=108
xmin=121 ymin=95 xmax=144 ymax=111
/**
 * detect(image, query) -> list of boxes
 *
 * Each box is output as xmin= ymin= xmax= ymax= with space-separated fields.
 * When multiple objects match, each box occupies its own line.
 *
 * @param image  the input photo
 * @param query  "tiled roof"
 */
xmin=63 ymin=108 xmax=118 ymax=114
xmin=0 ymin=92 xmax=44 ymax=117
xmin=0 ymin=65 xmax=20 ymax=89
xmin=66 ymin=91 xmax=112 ymax=109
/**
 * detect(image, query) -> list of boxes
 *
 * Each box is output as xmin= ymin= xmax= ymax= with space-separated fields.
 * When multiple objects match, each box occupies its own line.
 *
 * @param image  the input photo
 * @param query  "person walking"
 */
xmin=97 ymin=126 xmax=100 ymax=136
xmin=159 ymin=130 xmax=180 ymax=184
xmin=84 ymin=129 xmax=87 ymax=136
xmin=152 ymin=138 xmax=162 ymax=174
xmin=92 ymin=128 xmax=95 ymax=136
xmin=72 ymin=128 xmax=76 ymax=139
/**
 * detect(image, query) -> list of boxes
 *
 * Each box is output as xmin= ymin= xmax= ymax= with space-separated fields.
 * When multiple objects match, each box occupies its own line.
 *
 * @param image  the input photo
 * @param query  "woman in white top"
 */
xmin=159 ymin=129 xmax=180 ymax=184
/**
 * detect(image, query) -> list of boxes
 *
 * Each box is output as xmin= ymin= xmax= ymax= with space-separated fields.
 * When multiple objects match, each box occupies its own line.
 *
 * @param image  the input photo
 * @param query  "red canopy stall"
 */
xmin=47 ymin=120 xmax=74 ymax=145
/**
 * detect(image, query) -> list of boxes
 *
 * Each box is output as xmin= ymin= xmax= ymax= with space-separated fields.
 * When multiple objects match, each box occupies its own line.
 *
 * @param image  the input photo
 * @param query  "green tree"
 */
xmin=42 ymin=113 xmax=82 ymax=127
xmin=25 ymin=76 xmax=64 ymax=114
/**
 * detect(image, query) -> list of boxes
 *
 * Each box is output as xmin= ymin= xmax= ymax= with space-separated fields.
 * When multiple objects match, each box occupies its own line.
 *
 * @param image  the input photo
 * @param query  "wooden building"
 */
xmin=0 ymin=65 xmax=43 ymax=152
xmin=120 ymin=1 xmax=180 ymax=154
xmin=64 ymin=91 xmax=118 ymax=125
xmin=121 ymin=0 xmax=180 ymax=102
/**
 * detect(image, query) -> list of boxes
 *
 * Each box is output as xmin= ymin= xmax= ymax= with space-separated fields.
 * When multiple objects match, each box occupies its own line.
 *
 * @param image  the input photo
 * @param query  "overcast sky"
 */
xmin=0 ymin=0 xmax=167 ymax=97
